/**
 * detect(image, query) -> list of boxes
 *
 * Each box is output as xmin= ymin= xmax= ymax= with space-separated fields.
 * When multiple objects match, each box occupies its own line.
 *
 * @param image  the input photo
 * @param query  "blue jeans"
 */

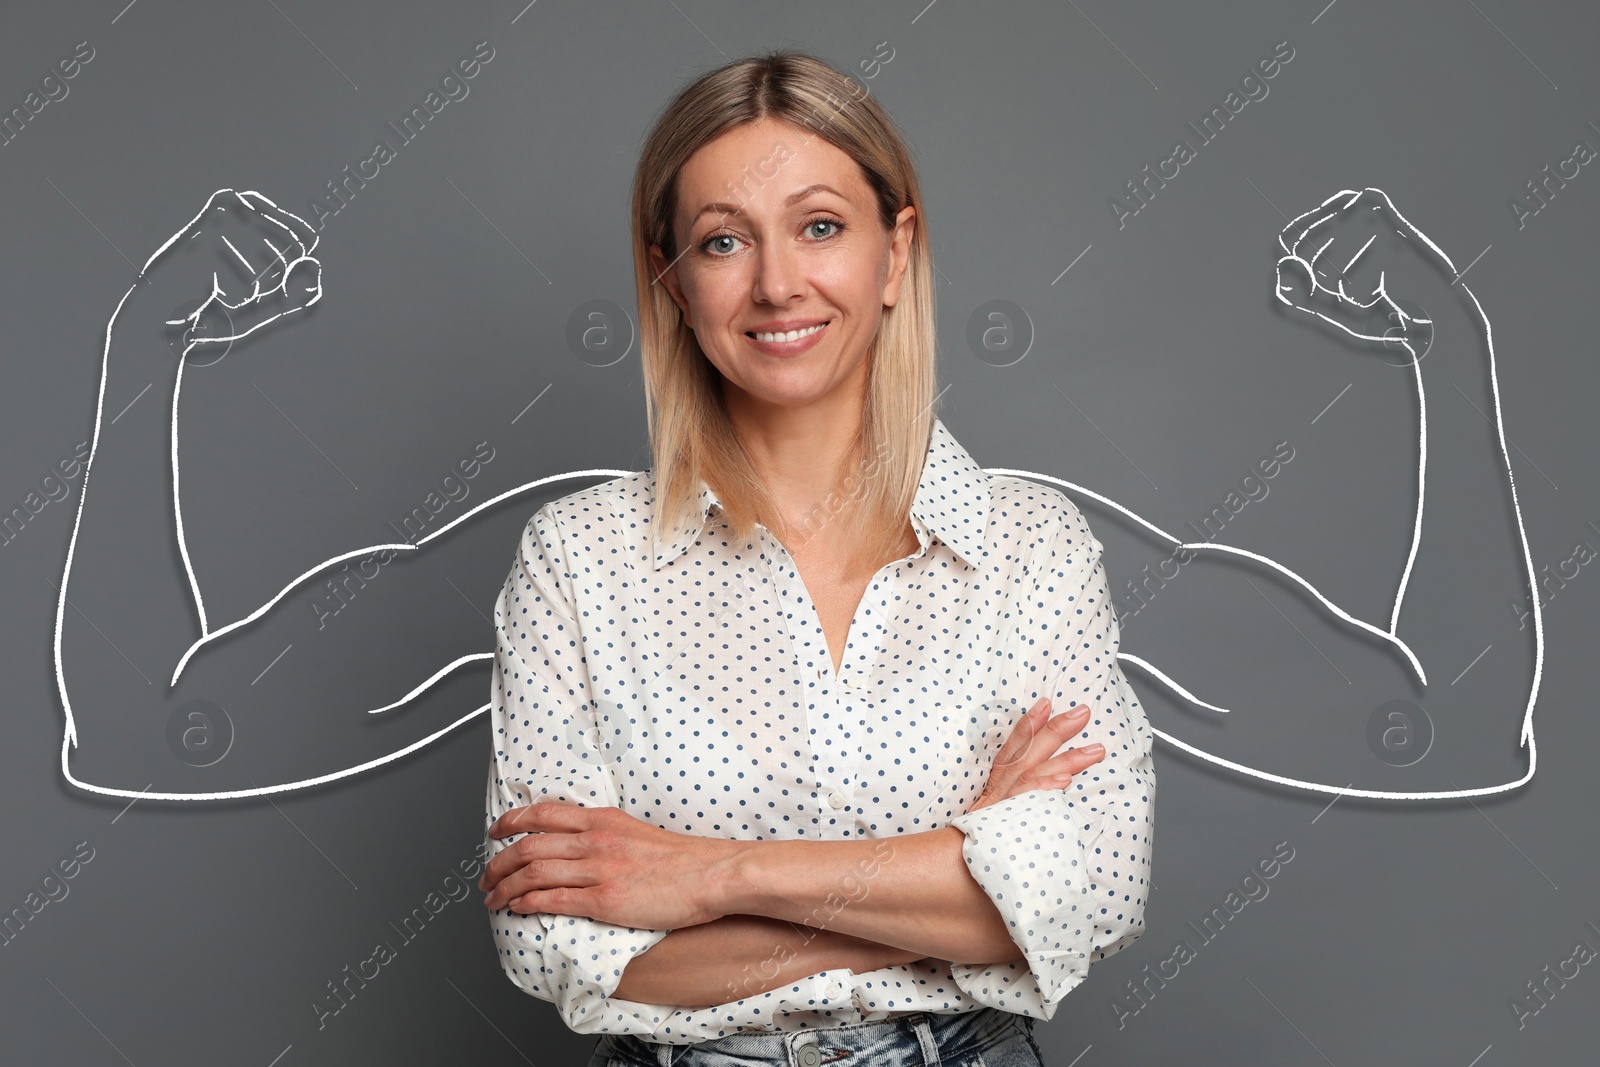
xmin=587 ymin=1007 xmax=1045 ymax=1067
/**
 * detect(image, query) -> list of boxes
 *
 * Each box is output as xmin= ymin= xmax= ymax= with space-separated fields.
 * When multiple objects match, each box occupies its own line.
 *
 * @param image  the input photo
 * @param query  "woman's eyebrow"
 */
xmin=691 ymin=183 xmax=849 ymax=225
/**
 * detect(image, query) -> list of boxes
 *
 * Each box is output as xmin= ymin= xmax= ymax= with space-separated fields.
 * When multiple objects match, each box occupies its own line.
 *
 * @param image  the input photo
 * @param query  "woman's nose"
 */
xmin=751 ymin=241 xmax=805 ymax=304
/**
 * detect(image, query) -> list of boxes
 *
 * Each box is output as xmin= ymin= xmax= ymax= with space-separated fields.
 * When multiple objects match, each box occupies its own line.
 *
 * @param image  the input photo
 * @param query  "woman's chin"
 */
xmin=725 ymin=372 xmax=845 ymax=409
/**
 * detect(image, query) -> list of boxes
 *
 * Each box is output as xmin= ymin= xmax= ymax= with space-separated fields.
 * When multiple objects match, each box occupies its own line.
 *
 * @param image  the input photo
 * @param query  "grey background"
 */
xmin=2 ymin=1 xmax=1596 ymax=1064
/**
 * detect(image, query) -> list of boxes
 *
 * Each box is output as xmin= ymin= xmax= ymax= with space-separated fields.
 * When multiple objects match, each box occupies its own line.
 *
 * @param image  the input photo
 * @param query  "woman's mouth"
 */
xmin=744 ymin=321 xmax=829 ymax=356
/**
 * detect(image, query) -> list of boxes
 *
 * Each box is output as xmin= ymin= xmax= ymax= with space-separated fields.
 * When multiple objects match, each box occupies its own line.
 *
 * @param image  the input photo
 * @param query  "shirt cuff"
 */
xmin=495 ymin=911 xmax=673 ymax=1034
xmin=944 ymin=788 xmax=1100 ymax=1018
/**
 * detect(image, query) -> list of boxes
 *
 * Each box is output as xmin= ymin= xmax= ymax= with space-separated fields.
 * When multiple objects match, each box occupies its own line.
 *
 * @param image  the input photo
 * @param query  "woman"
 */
xmin=479 ymin=50 xmax=1156 ymax=1067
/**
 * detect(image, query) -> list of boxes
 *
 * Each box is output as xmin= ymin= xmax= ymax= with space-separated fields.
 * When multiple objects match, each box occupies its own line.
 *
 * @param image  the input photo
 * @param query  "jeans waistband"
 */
xmin=613 ymin=1006 xmax=1023 ymax=1066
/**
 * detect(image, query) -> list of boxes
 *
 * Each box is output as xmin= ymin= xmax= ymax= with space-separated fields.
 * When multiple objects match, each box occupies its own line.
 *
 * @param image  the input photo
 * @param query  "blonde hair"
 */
xmin=629 ymin=49 xmax=939 ymax=571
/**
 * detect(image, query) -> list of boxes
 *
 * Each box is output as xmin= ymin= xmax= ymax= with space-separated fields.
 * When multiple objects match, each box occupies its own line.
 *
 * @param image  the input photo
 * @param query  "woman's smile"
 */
xmin=744 ymin=318 xmax=830 ymax=356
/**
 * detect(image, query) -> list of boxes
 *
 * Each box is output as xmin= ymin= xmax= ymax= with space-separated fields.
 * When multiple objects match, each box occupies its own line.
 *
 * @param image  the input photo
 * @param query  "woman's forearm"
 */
xmin=611 ymin=913 xmax=926 ymax=1008
xmin=719 ymin=827 xmax=1028 ymax=967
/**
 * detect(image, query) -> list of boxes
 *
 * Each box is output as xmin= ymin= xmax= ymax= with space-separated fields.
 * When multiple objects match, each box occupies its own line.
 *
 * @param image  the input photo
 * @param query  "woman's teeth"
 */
xmin=752 ymin=323 xmax=826 ymax=343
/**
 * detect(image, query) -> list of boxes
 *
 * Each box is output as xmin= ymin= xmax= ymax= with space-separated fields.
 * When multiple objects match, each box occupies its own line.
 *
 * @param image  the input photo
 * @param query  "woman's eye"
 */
xmin=805 ymin=216 xmax=847 ymax=241
xmin=698 ymin=217 xmax=844 ymax=256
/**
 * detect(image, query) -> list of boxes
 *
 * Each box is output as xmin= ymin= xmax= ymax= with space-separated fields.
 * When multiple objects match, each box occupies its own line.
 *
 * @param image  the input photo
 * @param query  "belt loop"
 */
xmin=655 ymin=1041 xmax=673 ymax=1066
xmin=911 ymin=1013 xmax=941 ymax=1066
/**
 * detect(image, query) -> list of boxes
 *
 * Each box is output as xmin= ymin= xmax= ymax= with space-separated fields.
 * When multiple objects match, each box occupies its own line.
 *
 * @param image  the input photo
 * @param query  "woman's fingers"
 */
xmin=998 ymin=699 xmax=1087 ymax=761
xmin=968 ymin=698 xmax=1104 ymax=813
xmin=1019 ymin=702 xmax=1105 ymax=791
xmin=991 ymin=696 xmax=1049 ymax=772
xmin=991 ymin=700 xmax=1091 ymax=783
xmin=1035 ymin=743 xmax=1107 ymax=786
xmin=484 ymin=854 xmax=594 ymax=910
xmin=481 ymin=819 xmax=587 ymax=893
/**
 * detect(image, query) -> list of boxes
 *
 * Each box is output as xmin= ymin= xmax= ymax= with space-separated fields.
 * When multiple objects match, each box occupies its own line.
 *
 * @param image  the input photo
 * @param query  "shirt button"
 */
xmin=825 ymin=979 xmax=844 ymax=999
xmin=828 ymin=790 xmax=845 ymax=809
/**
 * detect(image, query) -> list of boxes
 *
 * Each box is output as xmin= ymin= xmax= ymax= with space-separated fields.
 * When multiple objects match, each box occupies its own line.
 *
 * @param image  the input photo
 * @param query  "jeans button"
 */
xmin=797 ymin=1044 xmax=822 ymax=1067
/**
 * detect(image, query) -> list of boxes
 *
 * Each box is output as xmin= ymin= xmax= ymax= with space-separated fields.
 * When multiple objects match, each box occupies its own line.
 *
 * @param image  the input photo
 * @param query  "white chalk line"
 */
xmin=51 ymin=187 xmax=1543 ymax=803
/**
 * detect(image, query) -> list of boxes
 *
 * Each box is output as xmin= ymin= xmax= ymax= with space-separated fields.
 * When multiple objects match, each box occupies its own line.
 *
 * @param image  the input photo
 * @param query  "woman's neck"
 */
xmin=724 ymin=387 xmax=865 ymax=523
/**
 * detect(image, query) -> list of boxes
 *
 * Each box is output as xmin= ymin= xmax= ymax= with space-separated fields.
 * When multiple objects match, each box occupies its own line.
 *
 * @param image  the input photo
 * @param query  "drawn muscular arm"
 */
xmin=55 ymin=191 xmax=558 ymax=799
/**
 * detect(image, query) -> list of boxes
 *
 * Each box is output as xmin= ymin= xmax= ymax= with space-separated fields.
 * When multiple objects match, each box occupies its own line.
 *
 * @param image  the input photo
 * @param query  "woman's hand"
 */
xmin=480 ymin=800 xmax=742 ymax=930
xmin=966 ymin=697 xmax=1106 ymax=814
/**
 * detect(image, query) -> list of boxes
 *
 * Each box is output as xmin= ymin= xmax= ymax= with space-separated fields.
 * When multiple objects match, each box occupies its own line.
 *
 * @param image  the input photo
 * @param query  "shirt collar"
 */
xmin=650 ymin=417 xmax=992 ymax=571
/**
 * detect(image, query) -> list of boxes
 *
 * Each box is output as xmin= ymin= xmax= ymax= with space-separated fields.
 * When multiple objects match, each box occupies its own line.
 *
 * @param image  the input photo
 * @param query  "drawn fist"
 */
xmin=1273 ymin=187 xmax=1450 ymax=361
xmin=136 ymin=187 xmax=323 ymax=354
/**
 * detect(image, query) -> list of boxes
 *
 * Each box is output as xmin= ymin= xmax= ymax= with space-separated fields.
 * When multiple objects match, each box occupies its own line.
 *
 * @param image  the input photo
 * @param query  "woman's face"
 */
xmin=650 ymin=117 xmax=916 ymax=417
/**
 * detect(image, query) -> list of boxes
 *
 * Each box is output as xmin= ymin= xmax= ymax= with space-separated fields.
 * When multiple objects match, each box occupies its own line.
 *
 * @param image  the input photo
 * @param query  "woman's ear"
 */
xmin=649 ymin=243 xmax=693 ymax=328
xmin=881 ymin=205 xmax=917 ymax=308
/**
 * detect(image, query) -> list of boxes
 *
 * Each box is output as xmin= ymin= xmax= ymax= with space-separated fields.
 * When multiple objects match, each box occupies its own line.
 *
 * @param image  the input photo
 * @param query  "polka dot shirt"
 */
xmin=483 ymin=418 xmax=1156 ymax=1043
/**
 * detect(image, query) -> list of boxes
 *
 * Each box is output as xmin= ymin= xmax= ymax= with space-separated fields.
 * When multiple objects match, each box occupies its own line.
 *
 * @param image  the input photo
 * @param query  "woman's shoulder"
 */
xmin=983 ymin=475 xmax=1107 ymax=583
xmin=544 ymin=468 xmax=653 ymax=515
xmin=985 ymin=474 xmax=1096 ymax=545
xmin=522 ymin=469 xmax=658 ymax=545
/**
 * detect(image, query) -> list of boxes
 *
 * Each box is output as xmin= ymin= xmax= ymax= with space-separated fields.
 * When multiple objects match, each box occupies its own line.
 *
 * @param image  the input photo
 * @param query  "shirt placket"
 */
xmin=760 ymin=530 xmax=899 ymax=838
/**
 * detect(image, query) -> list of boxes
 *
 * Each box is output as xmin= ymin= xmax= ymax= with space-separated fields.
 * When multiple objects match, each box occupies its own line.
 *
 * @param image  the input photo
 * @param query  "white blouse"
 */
xmin=483 ymin=418 xmax=1156 ymax=1044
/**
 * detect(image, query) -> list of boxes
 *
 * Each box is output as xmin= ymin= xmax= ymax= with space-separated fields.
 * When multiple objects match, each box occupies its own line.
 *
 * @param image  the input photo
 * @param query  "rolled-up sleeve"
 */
xmin=484 ymin=503 xmax=672 ymax=1035
xmin=944 ymin=500 xmax=1157 ymax=1019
